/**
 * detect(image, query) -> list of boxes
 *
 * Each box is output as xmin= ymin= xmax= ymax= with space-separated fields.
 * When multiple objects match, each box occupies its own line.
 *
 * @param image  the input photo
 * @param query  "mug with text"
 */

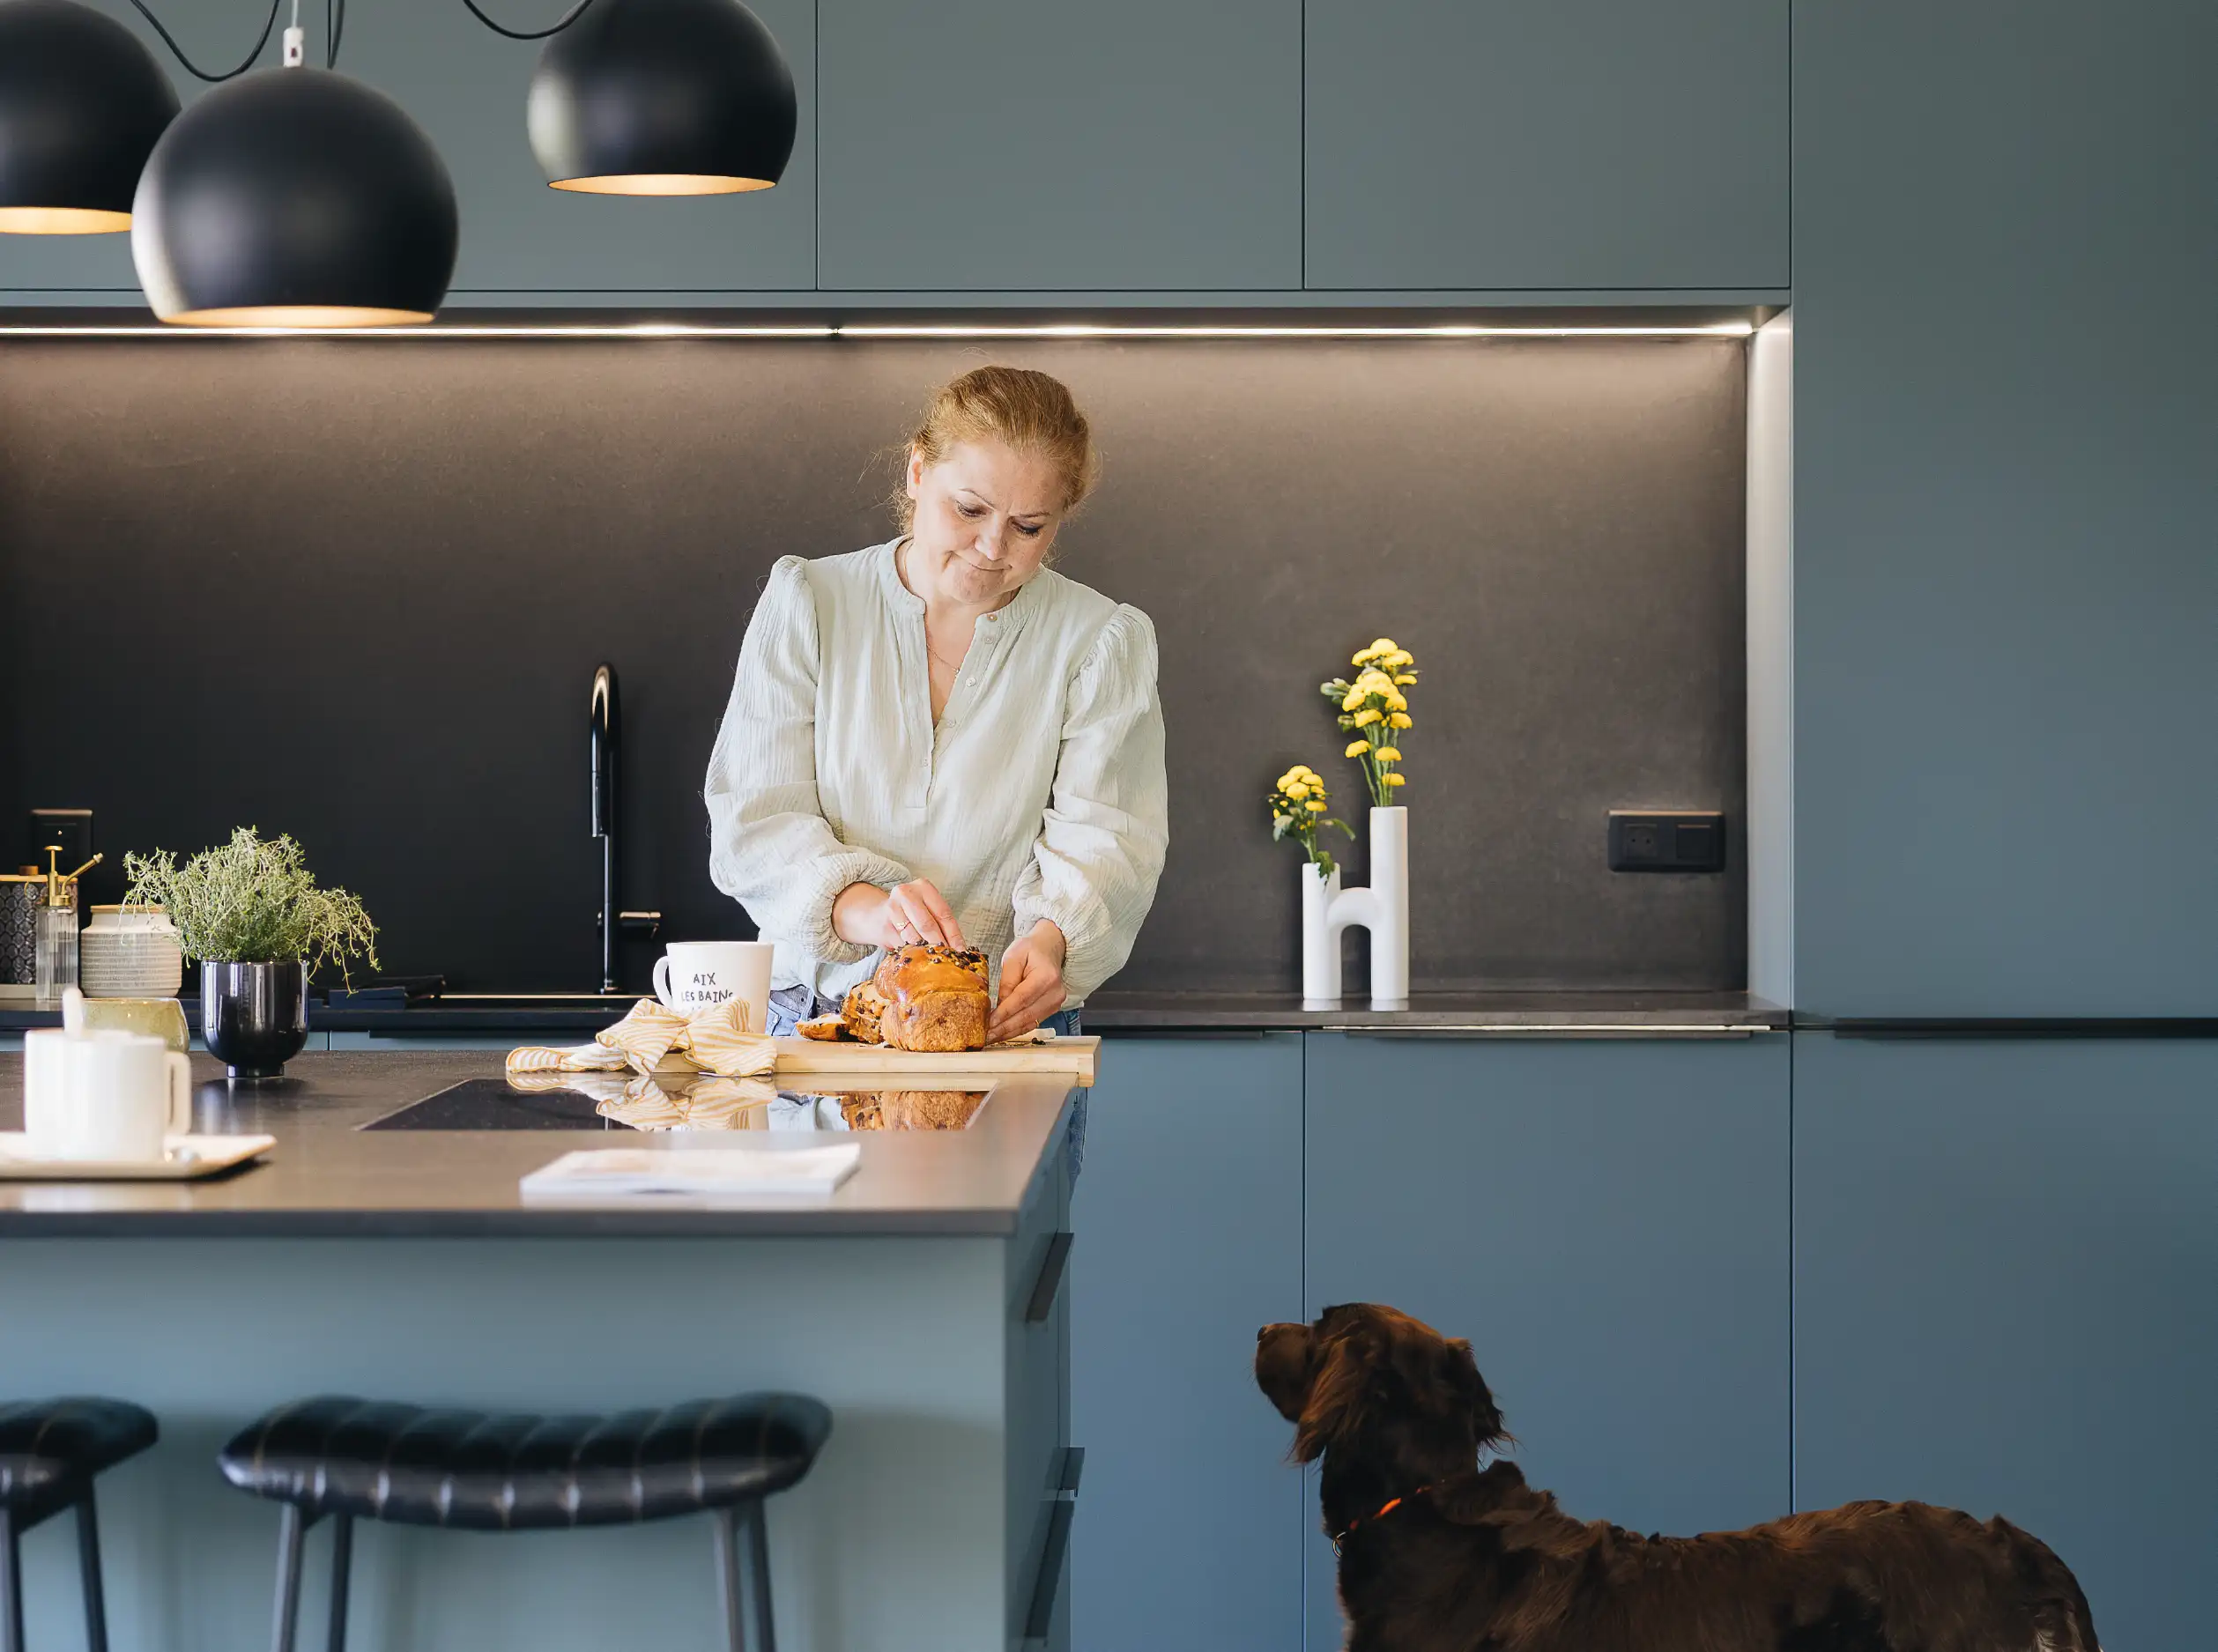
xmin=652 ymin=941 xmax=775 ymax=1033
xmin=23 ymin=1027 xmax=194 ymax=1162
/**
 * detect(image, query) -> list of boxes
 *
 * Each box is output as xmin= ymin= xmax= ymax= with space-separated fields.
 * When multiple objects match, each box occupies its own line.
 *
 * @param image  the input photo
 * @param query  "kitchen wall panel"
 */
xmin=0 ymin=337 xmax=1745 ymax=993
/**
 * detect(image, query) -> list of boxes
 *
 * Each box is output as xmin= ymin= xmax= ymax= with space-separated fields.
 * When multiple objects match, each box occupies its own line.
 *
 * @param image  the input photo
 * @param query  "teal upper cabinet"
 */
xmin=1302 ymin=0 xmax=1788 ymax=292
xmin=1792 ymin=1 xmax=2217 ymax=1014
xmin=0 ymin=0 xmax=816 ymax=299
xmin=816 ymin=0 xmax=1302 ymax=292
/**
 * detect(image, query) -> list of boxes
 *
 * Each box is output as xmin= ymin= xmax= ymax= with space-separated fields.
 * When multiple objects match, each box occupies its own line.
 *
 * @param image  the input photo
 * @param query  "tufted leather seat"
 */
xmin=0 ymin=1398 xmax=158 ymax=1521
xmin=0 ymin=1397 xmax=158 ymax=1652
xmin=219 ymin=1393 xmax=831 ymax=1531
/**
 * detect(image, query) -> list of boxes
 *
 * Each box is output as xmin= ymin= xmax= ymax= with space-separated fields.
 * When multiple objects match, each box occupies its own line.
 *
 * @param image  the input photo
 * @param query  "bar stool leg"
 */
xmin=0 ymin=1508 xmax=22 ymax=1652
xmin=75 ymin=1487 xmax=110 ymax=1652
xmin=714 ymin=1506 xmax=746 ymax=1652
xmin=742 ymin=1500 xmax=775 ymax=1652
xmin=270 ymin=1504 xmax=308 ymax=1652
xmin=326 ymin=1514 xmax=352 ymax=1652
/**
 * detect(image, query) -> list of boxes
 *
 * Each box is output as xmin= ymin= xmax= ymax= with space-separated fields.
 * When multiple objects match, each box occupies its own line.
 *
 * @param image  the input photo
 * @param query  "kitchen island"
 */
xmin=0 ymin=1052 xmax=1080 ymax=1652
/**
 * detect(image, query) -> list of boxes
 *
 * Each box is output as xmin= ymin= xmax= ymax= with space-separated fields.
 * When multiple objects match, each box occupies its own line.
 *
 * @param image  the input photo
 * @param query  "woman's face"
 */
xmin=904 ymin=440 xmax=1066 ymax=608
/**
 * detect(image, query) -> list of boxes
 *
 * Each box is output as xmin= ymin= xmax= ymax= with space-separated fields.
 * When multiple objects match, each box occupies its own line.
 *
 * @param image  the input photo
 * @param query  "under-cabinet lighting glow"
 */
xmin=839 ymin=322 xmax=1755 ymax=339
xmin=0 ymin=319 xmax=1755 ymax=340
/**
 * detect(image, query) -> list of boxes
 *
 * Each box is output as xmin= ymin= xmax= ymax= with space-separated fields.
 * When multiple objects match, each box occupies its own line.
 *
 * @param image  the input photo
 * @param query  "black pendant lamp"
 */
xmin=133 ymin=62 xmax=458 ymax=326
xmin=526 ymin=0 xmax=796 ymax=196
xmin=0 ymin=0 xmax=179 ymax=233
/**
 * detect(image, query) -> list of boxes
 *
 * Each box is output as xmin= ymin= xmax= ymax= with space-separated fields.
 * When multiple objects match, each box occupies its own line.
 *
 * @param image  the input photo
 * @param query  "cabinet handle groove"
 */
xmin=1021 ymin=1448 xmax=1084 ymax=1645
xmin=1025 ymin=1231 xmax=1074 ymax=1324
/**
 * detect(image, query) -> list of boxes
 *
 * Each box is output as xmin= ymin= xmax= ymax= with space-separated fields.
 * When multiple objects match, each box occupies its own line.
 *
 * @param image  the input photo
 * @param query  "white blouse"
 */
xmin=704 ymin=541 xmax=1168 ymax=1005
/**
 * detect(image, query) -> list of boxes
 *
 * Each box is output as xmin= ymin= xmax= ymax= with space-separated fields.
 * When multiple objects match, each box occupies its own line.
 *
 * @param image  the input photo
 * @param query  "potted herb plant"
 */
xmin=124 ymin=828 xmax=379 ymax=1079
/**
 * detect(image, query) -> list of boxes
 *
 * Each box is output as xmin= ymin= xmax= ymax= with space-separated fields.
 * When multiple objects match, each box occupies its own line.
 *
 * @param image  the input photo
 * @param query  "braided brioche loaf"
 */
xmin=840 ymin=944 xmax=990 ymax=1053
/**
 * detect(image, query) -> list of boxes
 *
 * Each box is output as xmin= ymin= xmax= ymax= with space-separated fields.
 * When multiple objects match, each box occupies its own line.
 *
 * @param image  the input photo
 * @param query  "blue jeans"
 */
xmin=767 ymin=987 xmax=1087 ymax=1174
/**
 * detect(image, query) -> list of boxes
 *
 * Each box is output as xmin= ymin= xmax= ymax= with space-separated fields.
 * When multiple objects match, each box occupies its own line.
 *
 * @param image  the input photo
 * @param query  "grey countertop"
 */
xmin=1082 ymin=988 xmax=1786 ymax=1033
xmin=0 ymin=1051 xmax=1076 ymax=1239
xmin=1 ymin=987 xmax=1790 ymax=1036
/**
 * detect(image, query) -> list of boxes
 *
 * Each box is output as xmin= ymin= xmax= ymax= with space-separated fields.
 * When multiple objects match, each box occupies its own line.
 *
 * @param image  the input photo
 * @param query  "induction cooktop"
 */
xmin=362 ymin=1078 xmax=990 ymax=1133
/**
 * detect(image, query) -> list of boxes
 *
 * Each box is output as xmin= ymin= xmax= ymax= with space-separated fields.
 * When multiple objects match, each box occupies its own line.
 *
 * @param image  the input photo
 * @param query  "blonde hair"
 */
xmin=895 ymin=366 xmax=1101 ymax=529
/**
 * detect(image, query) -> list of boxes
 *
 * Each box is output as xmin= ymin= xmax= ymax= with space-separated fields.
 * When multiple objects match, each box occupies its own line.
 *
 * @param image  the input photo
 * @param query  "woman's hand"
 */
xmin=991 ymin=921 xmax=1067 ymax=1043
xmin=833 ymin=879 xmax=968 ymax=952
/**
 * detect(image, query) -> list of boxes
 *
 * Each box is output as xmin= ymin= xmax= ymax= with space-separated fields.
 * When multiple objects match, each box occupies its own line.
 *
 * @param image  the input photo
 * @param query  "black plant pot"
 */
xmin=201 ymin=959 xmax=308 ymax=1079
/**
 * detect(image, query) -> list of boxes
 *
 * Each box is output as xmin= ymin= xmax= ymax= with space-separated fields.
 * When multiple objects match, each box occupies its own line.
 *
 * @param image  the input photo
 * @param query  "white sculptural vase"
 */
xmin=1300 ymin=861 xmax=1342 ymax=1006
xmin=1299 ymin=806 xmax=1410 ymax=1011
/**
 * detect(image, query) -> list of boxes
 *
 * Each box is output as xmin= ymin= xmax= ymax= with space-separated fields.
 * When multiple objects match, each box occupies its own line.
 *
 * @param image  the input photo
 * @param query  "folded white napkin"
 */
xmin=519 ymin=1144 xmax=861 ymax=1200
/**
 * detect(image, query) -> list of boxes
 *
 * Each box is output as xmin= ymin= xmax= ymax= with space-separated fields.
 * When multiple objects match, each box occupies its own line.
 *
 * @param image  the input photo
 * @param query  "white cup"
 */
xmin=22 ymin=1028 xmax=194 ymax=1162
xmin=652 ymin=941 xmax=775 ymax=1033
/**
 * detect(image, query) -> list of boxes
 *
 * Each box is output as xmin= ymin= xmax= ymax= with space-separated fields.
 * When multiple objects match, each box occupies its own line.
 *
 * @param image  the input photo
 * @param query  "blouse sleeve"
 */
xmin=1011 ymin=604 xmax=1170 ymax=1001
xmin=704 ymin=556 xmax=913 ymax=967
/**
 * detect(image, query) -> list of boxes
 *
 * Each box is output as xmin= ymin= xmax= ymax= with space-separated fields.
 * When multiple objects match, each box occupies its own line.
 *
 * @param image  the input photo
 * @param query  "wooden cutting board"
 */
xmin=770 ymin=1035 xmax=1098 ymax=1084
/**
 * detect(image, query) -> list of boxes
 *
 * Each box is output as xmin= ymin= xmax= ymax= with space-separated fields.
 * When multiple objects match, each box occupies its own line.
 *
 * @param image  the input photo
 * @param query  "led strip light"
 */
xmin=0 ymin=319 xmax=1755 ymax=340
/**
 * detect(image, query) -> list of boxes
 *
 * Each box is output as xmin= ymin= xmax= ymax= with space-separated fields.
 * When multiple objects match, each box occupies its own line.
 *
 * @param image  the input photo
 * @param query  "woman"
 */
xmin=705 ymin=366 xmax=1168 ymax=1046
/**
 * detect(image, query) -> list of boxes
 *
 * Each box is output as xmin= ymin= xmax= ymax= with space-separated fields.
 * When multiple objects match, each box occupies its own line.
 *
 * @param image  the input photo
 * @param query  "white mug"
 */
xmin=652 ymin=941 xmax=775 ymax=1033
xmin=22 ymin=1028 xmax=193 ymax=1162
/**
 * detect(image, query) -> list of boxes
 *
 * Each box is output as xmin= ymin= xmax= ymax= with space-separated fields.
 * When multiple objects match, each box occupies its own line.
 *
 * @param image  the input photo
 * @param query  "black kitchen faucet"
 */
xmin=590 ymin=663 xmax=659 ymax=992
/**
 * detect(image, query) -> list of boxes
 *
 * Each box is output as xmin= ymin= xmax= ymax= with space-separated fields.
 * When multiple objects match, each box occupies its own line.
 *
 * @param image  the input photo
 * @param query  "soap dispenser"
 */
xmin=33 ymin=846 xmax=102 ymax=1011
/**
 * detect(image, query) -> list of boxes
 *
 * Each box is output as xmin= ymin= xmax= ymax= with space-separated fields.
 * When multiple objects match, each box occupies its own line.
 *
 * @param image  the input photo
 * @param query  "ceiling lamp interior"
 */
xmin=0 ymin=0 xmax=179 ymax=233
xmin=526 ymin=0 xmax=797 ymax=196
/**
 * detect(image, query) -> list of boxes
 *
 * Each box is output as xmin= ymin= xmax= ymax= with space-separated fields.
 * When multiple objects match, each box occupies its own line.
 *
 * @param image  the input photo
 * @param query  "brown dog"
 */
xmin=1257 ymin=1304 xmax=2099 ymax=1652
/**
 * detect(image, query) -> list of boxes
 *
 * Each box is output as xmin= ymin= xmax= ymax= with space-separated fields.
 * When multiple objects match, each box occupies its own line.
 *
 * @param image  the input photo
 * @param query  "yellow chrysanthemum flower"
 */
xmin=1393 ymin=672 xmax=1418 ymax=685
xmin=1389 ymin=712 xmax=1413 ymax=729
xmin=1344 ymin=738 xmax=1369 ymax=758
xmin=1383 ymin=773 xmax=1406 ymax=787
xmin=1305 ymin=799 xmax=1327 ymax=812
xmin=1353 ymin=708 xmax=1381 ymax=727
xmin=1383 ymin=649 xmax=1413 ymax=668
xmin=1374 ymin=746 xmax=1402 ymax=762
xmin=1369 ymin=638 xmax=1398 ymax=654
xmin=1285 ymin=781 xmax=1309 ymax=800
xmin=1341 ymin=690 xmax=1365 ymax=712
xmin=1351 ymin=647 xmax=1380 ymax=666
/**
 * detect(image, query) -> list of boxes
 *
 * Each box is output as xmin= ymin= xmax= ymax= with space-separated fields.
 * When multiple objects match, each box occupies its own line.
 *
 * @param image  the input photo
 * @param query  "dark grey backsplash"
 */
xmin=0 ymin=337 xmax=1746 ymax=994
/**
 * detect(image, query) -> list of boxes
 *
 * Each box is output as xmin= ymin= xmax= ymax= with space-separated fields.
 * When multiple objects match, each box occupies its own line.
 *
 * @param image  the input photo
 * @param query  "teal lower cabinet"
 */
xmin=1302 ymin=1031 xmax=1791 ymax=1652
xmin=1068 ymin=1033 xmax=1305 ymax=1652
xmin=1794 ymin=1033 xmax=2218 ymax=1652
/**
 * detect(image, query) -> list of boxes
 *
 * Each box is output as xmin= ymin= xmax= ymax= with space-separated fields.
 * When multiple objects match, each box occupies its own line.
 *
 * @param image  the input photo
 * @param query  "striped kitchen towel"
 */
xmin=593 ymin=997 xmax=778 ymax=1078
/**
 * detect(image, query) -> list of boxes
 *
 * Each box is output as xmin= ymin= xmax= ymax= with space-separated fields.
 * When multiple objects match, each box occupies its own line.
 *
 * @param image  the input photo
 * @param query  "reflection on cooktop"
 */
xmin=363 ymin=1077 xmax=990 ymax=1133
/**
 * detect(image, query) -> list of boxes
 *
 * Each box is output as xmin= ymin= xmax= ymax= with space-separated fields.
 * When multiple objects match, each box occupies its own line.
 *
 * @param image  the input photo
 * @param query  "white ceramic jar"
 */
xmin=78 ymin=904 xmax=184 ymax=999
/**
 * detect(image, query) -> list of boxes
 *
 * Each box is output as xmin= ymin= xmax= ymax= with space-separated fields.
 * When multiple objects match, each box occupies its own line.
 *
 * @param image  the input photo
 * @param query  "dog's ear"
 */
xmin=1445 ymin=1337 xmax=1508 ymax=1451
xmin=1291 ymin=1330 xmax=1370 ymax=1464
xmin=1254 ymin=1322 xmax=1316 ymax=1425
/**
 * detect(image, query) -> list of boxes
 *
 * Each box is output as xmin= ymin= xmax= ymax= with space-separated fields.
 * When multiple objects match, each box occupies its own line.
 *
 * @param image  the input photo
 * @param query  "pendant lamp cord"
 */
xmin=130 ymin=0 xmax=588 ymax=80
xmin=457 ymin=0 xmax=600 ymax=41
xmin=124 ymin=0 xmax=285 ymax=80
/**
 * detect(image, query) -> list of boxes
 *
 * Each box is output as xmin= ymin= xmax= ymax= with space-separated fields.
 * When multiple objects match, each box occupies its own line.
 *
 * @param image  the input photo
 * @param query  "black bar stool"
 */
xmin=0 ymin=1397 xmax=159 ymax=1652
xmin=219 ymin=1392 xmax=830 ymax=1652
